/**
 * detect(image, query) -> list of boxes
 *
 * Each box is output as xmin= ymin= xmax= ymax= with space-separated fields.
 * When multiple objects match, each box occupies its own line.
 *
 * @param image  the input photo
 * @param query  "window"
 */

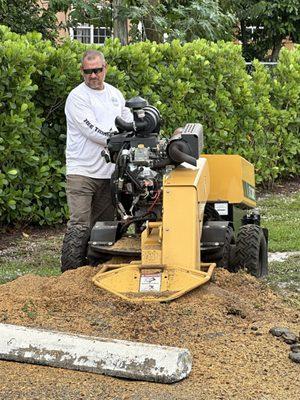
xmin=246 ymin=26 xmax=264 ymax=40
xmin=69 ymin=25 xmax=111 ymax=44
xmin=93 ymin=27 xmax=111 ymax=44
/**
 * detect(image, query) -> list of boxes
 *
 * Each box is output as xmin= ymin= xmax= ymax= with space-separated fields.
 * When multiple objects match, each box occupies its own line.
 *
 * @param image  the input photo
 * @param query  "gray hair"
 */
xmin=81 ymin=50 xmax=105 ymax=65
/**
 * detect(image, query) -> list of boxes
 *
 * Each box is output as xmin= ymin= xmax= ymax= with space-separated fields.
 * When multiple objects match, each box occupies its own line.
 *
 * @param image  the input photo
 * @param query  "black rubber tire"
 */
xmin=218 ymin=226 xmax=236 ymax=270
xmin=234 ymin=224 xmax=268 ymax=278
xmin=201 ymin=226 xmax=235 ymax=270
xmin=61 ymin=225 xmax=91 ymax=272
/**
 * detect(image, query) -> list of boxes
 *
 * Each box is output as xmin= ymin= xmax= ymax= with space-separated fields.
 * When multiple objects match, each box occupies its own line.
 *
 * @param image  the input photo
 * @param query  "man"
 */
xmin=61 ymin=50 xmax=132 ymax=272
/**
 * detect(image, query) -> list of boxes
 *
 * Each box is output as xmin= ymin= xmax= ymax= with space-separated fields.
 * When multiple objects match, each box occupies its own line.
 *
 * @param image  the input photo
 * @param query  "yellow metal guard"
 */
xmin=93 ymin=158 xmax=216 ymax=302
xmin=201 ymin=155 xmax=256 ymax=207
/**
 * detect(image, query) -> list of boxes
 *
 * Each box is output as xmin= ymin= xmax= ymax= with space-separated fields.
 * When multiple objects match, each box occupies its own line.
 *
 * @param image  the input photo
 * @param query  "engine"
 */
xmin=104 ymin=96 xmax=203 ymax=233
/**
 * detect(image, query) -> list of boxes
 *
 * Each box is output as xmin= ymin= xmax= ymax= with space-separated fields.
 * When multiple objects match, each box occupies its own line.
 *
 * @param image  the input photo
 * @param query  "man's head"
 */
xmin=81 ymin=50 xmax=107 ymax=90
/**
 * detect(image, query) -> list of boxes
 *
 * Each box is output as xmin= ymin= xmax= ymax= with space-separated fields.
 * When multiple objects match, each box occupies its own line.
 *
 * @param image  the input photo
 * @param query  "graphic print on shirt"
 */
xmin=111 ymin=96 xmax=120 ymax=107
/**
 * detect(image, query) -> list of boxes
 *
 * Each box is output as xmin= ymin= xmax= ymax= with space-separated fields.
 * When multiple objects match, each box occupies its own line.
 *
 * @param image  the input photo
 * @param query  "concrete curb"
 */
xmin=0 ymin=323 xmax=192 ymax=383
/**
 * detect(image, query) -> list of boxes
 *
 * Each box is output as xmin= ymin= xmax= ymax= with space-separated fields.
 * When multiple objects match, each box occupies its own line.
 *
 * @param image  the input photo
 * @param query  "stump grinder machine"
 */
xmin=62 ymin=96 xmax=268 ymax=302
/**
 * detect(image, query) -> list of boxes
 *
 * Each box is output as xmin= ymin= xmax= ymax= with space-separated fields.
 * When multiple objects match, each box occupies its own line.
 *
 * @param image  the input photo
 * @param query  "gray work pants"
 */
xmin=66 ymin=175 xmax=114 ymax=229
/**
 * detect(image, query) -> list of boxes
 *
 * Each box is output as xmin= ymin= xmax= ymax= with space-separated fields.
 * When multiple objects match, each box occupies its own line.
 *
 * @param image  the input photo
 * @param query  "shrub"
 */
xmin=0 ymin=26 xmax=299 ymax=225
xmin=0 ymin=27 xmax=66 ymax=224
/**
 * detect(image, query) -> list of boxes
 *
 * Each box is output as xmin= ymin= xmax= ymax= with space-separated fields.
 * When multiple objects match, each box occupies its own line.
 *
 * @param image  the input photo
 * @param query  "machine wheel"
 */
xmin=217 ymin=226 xmax=236 ymax=270
xmin=201 ymin=226 xmax=235 ymax=270
xmin=61 ymin=225 xmax=90 ymax=272
xmin=234 ymin=224 xmax=268 ymax=278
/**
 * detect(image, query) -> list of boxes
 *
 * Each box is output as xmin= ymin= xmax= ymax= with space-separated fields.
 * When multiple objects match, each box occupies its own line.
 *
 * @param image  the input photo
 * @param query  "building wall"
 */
xmin=39 ymin=0 xmax=69 ymax=38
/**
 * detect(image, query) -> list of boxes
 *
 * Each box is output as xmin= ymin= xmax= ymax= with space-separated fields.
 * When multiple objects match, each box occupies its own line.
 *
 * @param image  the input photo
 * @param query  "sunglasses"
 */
xmin=83 ymin=67 xmax=104 ymax=75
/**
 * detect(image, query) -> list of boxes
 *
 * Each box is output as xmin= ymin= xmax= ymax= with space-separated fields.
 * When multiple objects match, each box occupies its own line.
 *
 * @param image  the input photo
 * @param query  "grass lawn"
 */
xmin=267 ymin=254 xmax=300 ymax=308
xmin=258 ymin=190 xmax=300 ymax=252
xmin=0 ymin=231 xmax=62 ymax=284
xmin=257 ymin=189 xmax=300 ymax=307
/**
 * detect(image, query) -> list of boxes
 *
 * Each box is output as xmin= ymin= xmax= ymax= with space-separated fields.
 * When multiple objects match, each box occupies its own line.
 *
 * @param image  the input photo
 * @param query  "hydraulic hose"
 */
xmin=115 ymin=116 xmax=148 ymax=133
xmin=115 ymin=106 xmax=160 ymax=134
xmin=120 ymin=211 xmax=157 ymax=235
xmin=167 ymin=140 xmax=197 ymax=167
xmin=151 ymin=157 xmax=173 ymax=170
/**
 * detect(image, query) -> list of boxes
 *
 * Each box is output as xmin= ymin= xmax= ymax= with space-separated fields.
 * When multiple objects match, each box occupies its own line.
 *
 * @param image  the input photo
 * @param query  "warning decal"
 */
xmin=139 ymin=273 xmax=162 ymax=292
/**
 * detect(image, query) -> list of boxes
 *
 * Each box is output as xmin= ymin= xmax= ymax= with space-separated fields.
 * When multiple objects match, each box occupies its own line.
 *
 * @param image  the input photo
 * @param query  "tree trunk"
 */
xmin=240 ymin=19 xmax=248 ymax=49
xmin=270 ymin=38 xmax=282 ymax=62
xmin=143 ymin=0 xmax=163 ymax=42
xmin=112 ymin=0 xmax=128 ymax=45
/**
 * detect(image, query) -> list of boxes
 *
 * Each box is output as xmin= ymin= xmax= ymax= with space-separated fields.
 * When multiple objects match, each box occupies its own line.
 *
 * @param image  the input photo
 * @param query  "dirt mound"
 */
xmin=0 ymin=267 xmax=299 ymax=400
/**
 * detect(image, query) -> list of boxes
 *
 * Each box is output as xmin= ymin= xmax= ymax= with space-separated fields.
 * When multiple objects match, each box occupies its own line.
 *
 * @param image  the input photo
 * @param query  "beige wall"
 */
xmin=56 ymin=11 xmax=69 ymax=39
xmin=39 ymin=0 xmax=69 ymax=38
xmin=283 ymin=37 xmax=295 ymax=50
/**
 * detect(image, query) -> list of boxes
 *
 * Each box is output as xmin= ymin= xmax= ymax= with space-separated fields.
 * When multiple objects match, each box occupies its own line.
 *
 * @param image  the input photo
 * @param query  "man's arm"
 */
xmin=121 ymin=102 xmax=134 ymax=123
xmin=117 ymin=89 xmax=133 ymax=123
xmin=65 ymin=93 xmax=111 ymax=146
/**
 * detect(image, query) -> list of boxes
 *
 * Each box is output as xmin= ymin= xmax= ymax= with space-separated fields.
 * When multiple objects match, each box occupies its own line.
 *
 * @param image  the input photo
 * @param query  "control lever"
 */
xmin=101 ymin=149 xmax=111 ymax=163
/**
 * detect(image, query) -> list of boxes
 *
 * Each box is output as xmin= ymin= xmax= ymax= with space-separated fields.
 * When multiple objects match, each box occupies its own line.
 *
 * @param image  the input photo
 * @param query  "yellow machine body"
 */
xmin=93 ymin=158 xmax=216 ymax=302
xmin=202 ymin=155 xmax=256 ymax=207
xmin=92 ymin=154 xmax=256 ymax=302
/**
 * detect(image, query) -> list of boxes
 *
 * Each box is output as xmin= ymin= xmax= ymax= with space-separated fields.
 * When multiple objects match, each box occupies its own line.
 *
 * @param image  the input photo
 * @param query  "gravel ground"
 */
xmin=0 ymin=266 xmax=299 ymax=400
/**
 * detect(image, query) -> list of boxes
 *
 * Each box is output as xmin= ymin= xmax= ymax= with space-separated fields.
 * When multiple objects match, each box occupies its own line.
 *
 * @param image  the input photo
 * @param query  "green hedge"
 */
xmin=0 ymin=25 xmax=299 ymax=225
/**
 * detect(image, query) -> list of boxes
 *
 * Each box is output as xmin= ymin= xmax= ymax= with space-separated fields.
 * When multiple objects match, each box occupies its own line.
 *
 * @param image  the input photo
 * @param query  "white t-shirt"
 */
xmin=65 ymin=82 xmax=132 ymax=178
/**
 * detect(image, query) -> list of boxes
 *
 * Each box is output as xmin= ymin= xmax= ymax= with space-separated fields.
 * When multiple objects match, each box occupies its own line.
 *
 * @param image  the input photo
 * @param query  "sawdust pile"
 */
xmin=0 ymin=267 xmax=299 ymax=400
